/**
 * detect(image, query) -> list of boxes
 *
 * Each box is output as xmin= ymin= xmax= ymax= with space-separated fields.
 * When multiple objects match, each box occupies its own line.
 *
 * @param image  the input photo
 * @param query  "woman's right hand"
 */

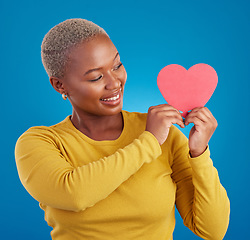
xmin=145 ymin=104 xmax=185 ymax=145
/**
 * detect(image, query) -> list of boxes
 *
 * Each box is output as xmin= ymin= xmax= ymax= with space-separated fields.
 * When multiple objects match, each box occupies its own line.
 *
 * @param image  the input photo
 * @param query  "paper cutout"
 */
xmin=157 ymin=63 xmax=218 ymax=118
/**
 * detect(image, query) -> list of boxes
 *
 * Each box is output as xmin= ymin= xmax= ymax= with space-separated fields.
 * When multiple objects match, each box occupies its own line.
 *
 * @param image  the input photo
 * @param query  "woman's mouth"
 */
xmin=100 ymin=89 xmax=122 ymax=105
xmin=100 ymin=93 xmax=120 ymax=102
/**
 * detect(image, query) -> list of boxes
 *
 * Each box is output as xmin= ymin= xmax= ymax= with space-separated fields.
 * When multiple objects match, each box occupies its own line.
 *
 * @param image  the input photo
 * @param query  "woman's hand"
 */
xmin=146 ymin=104 xmax=185 ymax=145
xmin=184 ymin=107 xmax=218 ymax=157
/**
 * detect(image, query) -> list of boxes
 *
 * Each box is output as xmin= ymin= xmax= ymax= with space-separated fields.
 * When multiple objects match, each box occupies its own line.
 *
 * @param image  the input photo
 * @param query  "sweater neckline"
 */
xmin=64 ymin=110 xmax=128 ymax=145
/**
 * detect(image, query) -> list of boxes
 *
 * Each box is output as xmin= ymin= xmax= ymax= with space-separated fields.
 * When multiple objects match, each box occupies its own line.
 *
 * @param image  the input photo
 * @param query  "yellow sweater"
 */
xmin=15 ymin=110 xmax=230 ymax=240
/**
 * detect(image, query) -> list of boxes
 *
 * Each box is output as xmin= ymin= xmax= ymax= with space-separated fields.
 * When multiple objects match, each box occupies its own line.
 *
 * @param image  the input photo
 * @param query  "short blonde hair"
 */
xmin=41 ymin=18 xmax=107 ymax=78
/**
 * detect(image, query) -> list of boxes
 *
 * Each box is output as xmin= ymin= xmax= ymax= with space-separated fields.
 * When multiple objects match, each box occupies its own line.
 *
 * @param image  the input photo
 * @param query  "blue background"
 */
xmin=1 ymin=0 xmax=249 ymax=239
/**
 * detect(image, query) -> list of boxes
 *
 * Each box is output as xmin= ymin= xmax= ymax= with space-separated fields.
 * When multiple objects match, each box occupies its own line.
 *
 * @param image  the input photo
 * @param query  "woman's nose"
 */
xmin=105 ymin=72 xmax=121 ymax=90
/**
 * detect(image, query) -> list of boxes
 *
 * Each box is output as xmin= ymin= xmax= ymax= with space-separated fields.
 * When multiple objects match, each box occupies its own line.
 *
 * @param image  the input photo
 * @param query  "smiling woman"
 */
xmin=15 ymin=18 xmax=230 ymax=240
xmin=49 ymin=33 xmax=127 ymax=140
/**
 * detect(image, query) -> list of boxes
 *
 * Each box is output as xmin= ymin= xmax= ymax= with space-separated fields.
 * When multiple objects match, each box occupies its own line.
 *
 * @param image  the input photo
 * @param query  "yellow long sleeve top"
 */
xmin=15 ymin=110 xmax=230 ymax=240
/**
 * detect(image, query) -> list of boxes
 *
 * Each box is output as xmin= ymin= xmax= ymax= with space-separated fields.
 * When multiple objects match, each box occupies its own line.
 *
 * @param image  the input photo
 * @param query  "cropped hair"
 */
xmin=41 ymin=18 xmax=107 ymax=78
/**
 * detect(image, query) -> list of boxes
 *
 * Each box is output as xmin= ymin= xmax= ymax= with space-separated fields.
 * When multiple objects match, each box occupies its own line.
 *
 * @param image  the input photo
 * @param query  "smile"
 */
xmin=100 ymin=93 xmax=120 ymax=102
xmin=100 ymin=88 xmax=122 ymax=106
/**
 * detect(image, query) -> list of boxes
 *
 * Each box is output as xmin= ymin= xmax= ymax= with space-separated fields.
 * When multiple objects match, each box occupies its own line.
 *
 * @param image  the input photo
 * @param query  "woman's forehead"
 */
xmin=68 ymin=35 xmax=118 ymax=68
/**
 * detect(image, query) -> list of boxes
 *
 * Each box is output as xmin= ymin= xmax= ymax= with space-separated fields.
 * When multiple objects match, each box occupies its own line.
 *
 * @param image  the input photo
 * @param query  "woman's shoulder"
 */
xmin=17 ymin=116 xmax=72 ymax=142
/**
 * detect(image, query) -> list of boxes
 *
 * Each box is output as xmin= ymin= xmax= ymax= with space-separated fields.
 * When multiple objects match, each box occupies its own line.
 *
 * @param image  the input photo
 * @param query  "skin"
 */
xmin=50 ymin=33 xmax=217 ymax=157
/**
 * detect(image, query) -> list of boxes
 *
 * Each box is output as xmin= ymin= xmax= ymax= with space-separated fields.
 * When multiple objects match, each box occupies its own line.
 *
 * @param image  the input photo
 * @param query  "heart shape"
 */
xmin=157 ymin=63 xmax=218 ymax=118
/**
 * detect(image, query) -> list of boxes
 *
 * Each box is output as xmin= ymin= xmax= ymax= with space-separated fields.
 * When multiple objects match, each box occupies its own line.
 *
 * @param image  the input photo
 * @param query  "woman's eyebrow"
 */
xmin=84 ymin=52 xmax=120 ymax=76
xmin=84 ymin=67 xmax=102 ymax=76
xmin=113 ymin=52 xmax=119 ymax=61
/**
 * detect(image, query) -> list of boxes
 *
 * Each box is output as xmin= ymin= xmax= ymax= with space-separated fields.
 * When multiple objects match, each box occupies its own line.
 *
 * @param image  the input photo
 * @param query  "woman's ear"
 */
xmin=49 ymin=77 xmax=66 ymax=94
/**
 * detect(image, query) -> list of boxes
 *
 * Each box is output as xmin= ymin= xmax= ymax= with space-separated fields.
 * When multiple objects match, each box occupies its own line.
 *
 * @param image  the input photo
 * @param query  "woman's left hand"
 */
xmin=184 ymin=107 xmax=218 ymax=158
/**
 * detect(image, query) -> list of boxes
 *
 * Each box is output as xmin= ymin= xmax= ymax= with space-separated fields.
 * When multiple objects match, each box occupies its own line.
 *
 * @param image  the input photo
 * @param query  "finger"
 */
xmin=150 ymin=104 xmax=182 ymax=115
xmin=189 ymin=107 xmax=212 ymax=119
xmin=202 ymin=107 xmax=215 ymax=119
xmin=151 ymin=108 xmax=183 ymax=122
xmin=185 ymin=111 xmax=207 ymax=124
xmin=198 ymin=107 xmax=217 ymax=127
xmin=185 ymin=108 xmax=210 ymax=123
xmin=154 ymin=109 xmax=185 ymax=127
xmin=165 ymin=116 xmax=185 ymax=128
xmin=157 ymin=110 xmax=184 ymax=126
xmin=185 ymin=116 xmax=205 ymax=129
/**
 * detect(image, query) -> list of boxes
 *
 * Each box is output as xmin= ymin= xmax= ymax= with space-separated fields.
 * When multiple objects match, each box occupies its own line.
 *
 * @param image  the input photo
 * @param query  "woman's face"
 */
xmin=62 ymin=34 xmax=127 ymax=117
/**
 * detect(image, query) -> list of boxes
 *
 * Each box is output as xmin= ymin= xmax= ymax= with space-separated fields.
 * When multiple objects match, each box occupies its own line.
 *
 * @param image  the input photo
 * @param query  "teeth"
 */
xmin=101 ymin=93 xmax=120 ymax=102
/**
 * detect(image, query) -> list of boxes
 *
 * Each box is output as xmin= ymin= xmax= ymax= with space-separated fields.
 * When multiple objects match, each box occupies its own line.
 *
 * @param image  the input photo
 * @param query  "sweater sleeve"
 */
xmin=170 ymin=126 xmax=230 ymax=240
xmin=15 ymin=128 xmax=162 ymax=212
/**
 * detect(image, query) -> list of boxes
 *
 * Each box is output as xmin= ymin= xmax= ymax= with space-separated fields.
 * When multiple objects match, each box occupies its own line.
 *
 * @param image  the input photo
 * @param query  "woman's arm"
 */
xmin=15 ymin=128 xmax=161 ymax=212
xmin=170 ymin=123 xmax=230 ymax=240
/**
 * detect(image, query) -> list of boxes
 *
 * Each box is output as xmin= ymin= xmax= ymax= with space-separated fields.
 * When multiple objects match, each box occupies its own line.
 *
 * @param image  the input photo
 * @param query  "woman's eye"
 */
xmin=90 ymin=75 xmax=102 ymax=82
xmin=113 ymin=62 xmax=123 ymax=71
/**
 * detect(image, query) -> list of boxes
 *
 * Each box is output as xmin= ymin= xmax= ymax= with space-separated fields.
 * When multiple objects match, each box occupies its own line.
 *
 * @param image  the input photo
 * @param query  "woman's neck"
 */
xmin=70 ymin=110 xmax=124 ymax=141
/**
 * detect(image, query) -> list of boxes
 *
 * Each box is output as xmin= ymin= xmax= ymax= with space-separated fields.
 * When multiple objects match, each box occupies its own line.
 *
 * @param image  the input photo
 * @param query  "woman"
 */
xmin=15 ymin=18 xmax=230 ymax=240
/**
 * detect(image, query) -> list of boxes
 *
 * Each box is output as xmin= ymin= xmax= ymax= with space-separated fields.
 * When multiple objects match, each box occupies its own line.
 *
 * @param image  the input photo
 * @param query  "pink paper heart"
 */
xmin=157 ymin=63 xmax=218 ymax=118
